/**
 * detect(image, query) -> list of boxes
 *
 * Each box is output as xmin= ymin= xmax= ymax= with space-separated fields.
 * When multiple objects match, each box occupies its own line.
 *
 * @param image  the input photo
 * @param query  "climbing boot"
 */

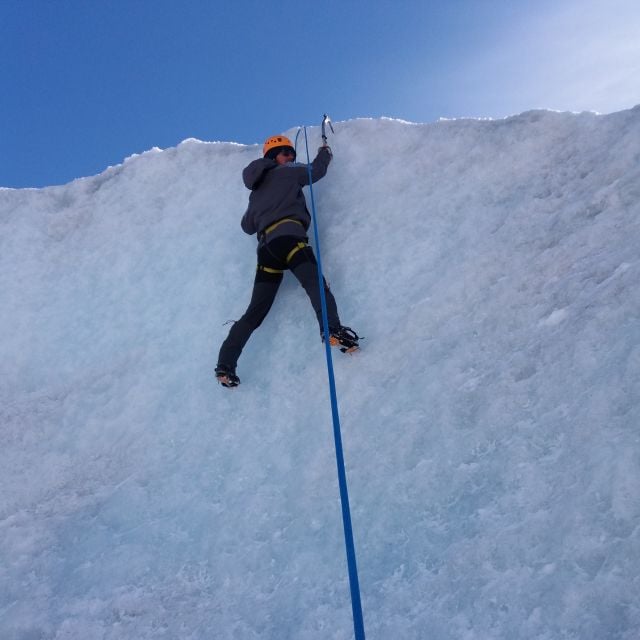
xmin=324 ymin=326 xmax=360 ymax=353
xmin=215 ymin=364 xmax=240 ymax=388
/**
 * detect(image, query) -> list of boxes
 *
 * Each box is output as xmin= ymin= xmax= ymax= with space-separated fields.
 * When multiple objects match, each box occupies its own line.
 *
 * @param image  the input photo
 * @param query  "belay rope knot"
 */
xmin=303 ymin=117 xmax=366 ymax=640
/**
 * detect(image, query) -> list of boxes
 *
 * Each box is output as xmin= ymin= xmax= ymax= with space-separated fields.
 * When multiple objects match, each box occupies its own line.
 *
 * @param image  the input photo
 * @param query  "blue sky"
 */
xmin=2 ymin=0 xmax=639 ymax=188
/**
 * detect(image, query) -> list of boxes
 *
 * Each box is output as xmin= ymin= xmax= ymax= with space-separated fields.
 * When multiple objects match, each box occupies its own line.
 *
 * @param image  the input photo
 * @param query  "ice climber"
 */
xmin=215 ymin=134 xmax=359 ymax=388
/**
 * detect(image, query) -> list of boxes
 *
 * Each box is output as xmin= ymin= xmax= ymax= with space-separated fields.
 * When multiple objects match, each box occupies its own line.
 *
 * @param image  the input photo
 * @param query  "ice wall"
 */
xmin=1 ymin=108 xmax=639 ymax=639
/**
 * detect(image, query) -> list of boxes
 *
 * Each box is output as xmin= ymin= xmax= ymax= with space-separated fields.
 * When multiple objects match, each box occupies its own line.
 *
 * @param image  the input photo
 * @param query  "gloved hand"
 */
xmin=320 ymin=144 xmax=333 ymax=159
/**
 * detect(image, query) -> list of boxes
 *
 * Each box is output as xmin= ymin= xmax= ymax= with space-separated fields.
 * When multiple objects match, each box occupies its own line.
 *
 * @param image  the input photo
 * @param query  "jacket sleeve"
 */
xmin=294 ymin=147 xmax=332 ymax=185
xmin=242 ymin=158 xmax=277 ymax=190
xmin=241 ymin=208 xmax=256 ymax=235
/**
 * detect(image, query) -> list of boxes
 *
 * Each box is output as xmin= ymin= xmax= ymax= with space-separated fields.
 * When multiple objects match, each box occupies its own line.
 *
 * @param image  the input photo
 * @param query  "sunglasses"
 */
xmin=278 ymin=148 xmax=296 ymax=157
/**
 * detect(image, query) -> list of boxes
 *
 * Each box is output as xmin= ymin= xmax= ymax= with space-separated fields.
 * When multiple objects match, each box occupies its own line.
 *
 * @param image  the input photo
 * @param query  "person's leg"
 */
xmin=288 ymin=244 xmax=341 ymax=330
xmin=285 ymin=239 xmax=358 ymax=352
xmin=217 ymin=267 xmax=283 ymax=370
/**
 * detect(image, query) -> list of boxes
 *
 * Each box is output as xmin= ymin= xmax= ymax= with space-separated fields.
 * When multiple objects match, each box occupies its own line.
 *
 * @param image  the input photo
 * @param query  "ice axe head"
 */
xmin=322 ymin=114 xmax=335 ymax=144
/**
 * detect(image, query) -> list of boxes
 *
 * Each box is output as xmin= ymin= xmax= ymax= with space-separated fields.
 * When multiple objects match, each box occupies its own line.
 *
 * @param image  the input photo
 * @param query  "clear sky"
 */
xmin=2 ymin=0 xmax=639 ymax=188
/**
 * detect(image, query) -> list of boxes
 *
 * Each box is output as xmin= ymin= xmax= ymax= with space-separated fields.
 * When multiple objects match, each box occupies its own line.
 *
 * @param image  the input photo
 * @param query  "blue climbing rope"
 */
xmin=303 ymin=125 xmax=366 ymax=640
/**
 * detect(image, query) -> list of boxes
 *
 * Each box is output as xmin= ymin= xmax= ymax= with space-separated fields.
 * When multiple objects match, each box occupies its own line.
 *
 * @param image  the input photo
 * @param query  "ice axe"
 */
xmin=321 ymin=113 xmax=334 ymax=146
xmin=294 ymin=114 xmax=335 ymax=155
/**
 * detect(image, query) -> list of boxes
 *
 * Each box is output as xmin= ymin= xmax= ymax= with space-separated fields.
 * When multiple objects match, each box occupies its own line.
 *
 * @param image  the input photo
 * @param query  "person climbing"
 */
xmin=215 ymin=134 xmax=359 ymax=388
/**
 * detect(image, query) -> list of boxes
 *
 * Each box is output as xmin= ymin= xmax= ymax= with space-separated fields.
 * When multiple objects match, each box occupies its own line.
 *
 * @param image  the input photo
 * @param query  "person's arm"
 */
xmin=241 ymin=207 xmax=256 ymax=235
xmin=292 ymin=146 xmax=332 ymax=185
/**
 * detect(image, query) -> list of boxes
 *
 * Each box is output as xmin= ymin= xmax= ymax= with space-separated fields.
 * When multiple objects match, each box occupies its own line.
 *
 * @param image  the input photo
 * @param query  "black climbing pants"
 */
xmin=217 ymin=236 xmax=341 ymax=369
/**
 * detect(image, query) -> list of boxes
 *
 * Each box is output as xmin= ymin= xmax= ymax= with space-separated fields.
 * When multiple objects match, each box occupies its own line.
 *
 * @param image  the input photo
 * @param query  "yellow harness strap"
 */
xmin=263 ymin=218 xmax=305 ymax=236
xmin=286 ymin=242 xmax=307 ymax=264
xmin=257 ymin=265 xmax=284 ymax=274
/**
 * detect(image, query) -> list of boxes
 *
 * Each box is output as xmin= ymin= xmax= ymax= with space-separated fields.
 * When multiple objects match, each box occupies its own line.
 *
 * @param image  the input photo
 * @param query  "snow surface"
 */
xmin=1 ymin=108 xmax=640 ymax=639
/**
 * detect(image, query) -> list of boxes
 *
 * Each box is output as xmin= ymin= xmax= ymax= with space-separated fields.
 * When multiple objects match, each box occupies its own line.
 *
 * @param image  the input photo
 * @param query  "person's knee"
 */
xmin=290 ymin=260 xmax=316 ymax=286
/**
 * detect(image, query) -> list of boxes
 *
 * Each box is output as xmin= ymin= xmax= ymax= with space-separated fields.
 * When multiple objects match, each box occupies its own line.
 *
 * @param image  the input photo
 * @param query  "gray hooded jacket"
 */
xmin=240 ymin=147 xmax=331 ymax=240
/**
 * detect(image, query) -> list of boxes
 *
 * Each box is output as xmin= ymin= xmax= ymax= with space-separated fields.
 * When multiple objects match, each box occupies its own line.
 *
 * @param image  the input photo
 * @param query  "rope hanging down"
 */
xmin=303 ymin=119 xmax=366 ymax=640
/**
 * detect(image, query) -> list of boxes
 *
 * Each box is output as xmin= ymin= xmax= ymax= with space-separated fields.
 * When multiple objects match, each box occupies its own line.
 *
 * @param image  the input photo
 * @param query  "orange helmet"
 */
xmin=263 ymin=134 xmax=294 ymax=157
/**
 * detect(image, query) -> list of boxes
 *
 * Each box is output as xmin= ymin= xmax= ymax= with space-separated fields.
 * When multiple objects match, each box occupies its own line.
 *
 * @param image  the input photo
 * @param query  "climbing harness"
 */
xmin=262 ymin=217 xmax=305 ymax=237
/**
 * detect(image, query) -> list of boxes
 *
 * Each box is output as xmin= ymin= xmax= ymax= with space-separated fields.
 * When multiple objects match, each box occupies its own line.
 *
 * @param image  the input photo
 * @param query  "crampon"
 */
xmin=325 ymin=326 xmax=361 ymax=353
xmin=215 ymin=365 xmax=240 ymax=388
